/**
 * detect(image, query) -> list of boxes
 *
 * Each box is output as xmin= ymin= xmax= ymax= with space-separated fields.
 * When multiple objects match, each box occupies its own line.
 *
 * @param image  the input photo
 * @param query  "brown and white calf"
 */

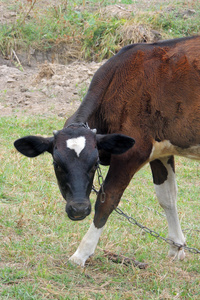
xmin=14 ymin=36 xmax=200 ymax=266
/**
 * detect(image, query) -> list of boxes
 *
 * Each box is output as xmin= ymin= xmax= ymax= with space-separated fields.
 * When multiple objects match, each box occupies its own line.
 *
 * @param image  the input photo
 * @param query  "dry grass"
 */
xmin=0 ymin=115 xmax=199 ymax=299
xmin=0 ymin=2 xmax=200 ymax=298
xmin=1 ymin=0 xmax=199 ymax=63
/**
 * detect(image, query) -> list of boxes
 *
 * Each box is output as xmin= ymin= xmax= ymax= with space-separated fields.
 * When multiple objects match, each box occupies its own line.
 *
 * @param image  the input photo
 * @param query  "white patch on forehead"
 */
xmin=66 ymin=136 xmax=86 ymax=157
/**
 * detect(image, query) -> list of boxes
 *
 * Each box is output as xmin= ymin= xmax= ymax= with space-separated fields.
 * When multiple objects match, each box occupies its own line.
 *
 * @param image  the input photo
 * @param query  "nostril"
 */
xmin=72 ymin=206 xmax=78 ymax=213
xmin=84 ymin=206 xmax=90 ymax=213
xmin=67 ymin=201 xmax=91 ymax=216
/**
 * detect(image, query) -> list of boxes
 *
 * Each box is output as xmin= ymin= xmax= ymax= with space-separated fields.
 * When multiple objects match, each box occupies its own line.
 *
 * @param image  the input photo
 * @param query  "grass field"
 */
xmin=0 ymin=115 xmax=199 ymax=299
xmin=1 ymin=0 xmax=200 ymax=299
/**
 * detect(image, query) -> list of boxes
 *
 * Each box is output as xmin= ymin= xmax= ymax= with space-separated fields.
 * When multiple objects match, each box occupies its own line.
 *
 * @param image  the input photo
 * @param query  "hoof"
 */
xmin=69 ymin=254 xmax=86 ymax=267
xmin=168 ymin=247 xmax=185 ymax=260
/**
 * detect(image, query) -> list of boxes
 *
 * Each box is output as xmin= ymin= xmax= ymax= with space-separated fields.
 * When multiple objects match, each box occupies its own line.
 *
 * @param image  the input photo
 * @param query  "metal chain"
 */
xmin=115 ymin=207 xmax=200 ymax=255
xmin=92 ymin=162 xmax=106 ymax=203
xmin=127 ymin=200 xmax=200 ymax=232
xmin=93 ymin=164 xmax=200 ymax=255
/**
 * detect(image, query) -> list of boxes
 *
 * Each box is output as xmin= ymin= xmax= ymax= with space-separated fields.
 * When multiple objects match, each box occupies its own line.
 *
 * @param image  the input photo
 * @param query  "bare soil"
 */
xmin=0 ymin=60 xmax=104 ymax=117
xmin=0 ymin=1 xmax=195 ymax=118
xmin=0 ymin=0 xmax=106 ymax=118
xmin=0 ymin=1 xmax=166 ymax=118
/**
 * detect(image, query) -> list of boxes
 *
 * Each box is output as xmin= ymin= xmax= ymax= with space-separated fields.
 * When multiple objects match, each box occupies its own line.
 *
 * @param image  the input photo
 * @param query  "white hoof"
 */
xmin=69 ymin=254 xmax=86 ymax=267
xmin=168 ymin=247 xmax=185 ymax=260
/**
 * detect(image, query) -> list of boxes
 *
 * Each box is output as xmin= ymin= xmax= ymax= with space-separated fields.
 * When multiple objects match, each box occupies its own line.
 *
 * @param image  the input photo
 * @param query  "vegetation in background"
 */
xmin=0 ymin=0 xmax=200 ymax=61
xmin=0 ymin=1 xmax=200 ymax=299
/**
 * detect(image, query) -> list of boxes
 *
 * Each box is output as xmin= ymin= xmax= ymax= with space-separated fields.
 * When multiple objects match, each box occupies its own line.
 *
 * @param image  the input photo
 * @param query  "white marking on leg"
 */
xmin=69 ymin=222 xmax=104 ymax=266
xmin=154 ymin=157 xmax=185 ymax=260
xmin=66 ymin=136 xmax=86 ymax=157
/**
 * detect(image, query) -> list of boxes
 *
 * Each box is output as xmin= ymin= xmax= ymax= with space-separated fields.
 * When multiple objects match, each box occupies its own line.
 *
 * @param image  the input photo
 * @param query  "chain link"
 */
xmin=115 ymin=207 xmax=200 ymax=255
xmin=93 ymin=163 xmax=200 ymax=255
xmin=92 ymin=162 xmax=106 ymax=203
xmin=128 ymin=200 xmax=200 ymax=232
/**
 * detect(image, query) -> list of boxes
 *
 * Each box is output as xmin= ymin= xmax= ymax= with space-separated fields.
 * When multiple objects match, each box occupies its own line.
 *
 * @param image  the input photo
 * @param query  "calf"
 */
xmin=14 ymin=36 xmax=200 ymax=266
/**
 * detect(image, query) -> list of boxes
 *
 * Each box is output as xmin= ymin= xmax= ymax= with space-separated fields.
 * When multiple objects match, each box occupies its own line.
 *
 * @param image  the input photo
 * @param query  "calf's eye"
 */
xmin=53 ymin=161 xmax=60 ymax=170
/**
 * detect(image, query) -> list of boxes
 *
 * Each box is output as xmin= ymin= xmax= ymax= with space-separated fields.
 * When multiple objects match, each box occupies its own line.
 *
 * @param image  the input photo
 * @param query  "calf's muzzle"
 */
xmin=66 ymin=200 xmax=91 ymax=221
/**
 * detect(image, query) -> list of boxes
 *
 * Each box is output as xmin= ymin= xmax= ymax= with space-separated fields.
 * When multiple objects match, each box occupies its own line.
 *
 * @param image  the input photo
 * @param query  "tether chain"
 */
xmin=115 ymin=207 xmax=200 ymax=255
xmin=92 ymin=162 xmax=106 ymax=203
xmin=92 ymin=163 xmax=200 ymax=255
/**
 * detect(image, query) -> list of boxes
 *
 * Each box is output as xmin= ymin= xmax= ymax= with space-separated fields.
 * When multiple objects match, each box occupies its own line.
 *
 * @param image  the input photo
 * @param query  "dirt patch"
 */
xmin=0 ymin=1 xmax=105 ymax=118
xmin=0 ymin=60 xmax=105 ymax=117
xmin=1 ymin=1 xmax=195 ymax=119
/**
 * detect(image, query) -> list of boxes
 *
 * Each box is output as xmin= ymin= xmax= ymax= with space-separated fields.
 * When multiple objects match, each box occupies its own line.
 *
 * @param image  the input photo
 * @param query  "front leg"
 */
xmin=69 ymin=179 xmax=124 ymax=266
xmin=69 ymin=222 xmax=104 ymax=266
xmin=150 ymin=156 xmax=186 ymax=260
xmin=69 ymin=152 xmax=144 ymax=266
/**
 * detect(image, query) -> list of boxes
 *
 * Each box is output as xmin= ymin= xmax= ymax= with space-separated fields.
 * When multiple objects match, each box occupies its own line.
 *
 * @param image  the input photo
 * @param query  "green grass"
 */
xmin=143 ymin=4 xmax=200 ymax=36
xmin=0 ymin=0 xmax=200 ymax=61
xmin=1 ymin=2 xmax=199 ymax=298
xmin=1 ymin=115 xmax=199 ymax=299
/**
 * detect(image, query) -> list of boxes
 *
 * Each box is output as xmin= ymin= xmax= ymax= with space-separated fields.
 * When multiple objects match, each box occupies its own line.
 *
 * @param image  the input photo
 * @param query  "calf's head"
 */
xmin=14 ymin=124 xmax=135 ymax=221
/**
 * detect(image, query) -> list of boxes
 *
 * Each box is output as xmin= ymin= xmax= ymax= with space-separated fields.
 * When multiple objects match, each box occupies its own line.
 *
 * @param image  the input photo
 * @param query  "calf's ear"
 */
xmin=14 ymin=136 xmax=54 ymax=157
xmin=96 ymin=133 xmax=135 ymax=155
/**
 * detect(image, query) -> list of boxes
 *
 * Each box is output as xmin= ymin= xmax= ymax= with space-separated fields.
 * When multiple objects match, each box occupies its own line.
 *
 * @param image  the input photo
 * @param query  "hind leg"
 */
xmin=150 ymin=156 xmax=186 ymax=260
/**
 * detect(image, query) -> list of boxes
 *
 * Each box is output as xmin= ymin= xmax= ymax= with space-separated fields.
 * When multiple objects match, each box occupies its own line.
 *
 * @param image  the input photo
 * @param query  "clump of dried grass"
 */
xmin=119 ymin=23 xmax=162 ymax=45
xmin=33 ymin=61 xmax=55 ymax=84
